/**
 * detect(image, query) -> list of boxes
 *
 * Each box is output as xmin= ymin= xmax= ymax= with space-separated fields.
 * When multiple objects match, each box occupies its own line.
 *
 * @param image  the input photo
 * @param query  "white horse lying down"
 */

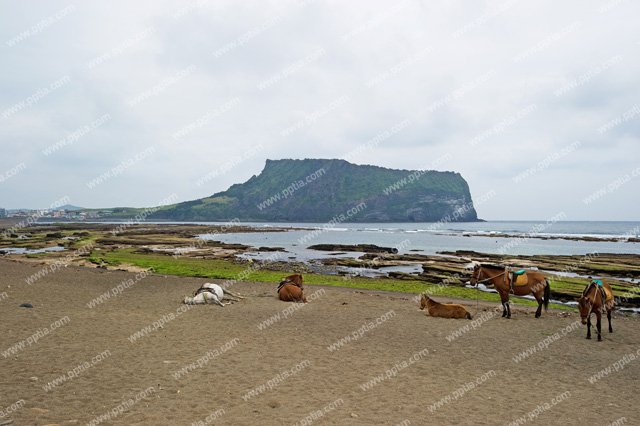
xmin=182 ymin=283 xmax=245 ymax=306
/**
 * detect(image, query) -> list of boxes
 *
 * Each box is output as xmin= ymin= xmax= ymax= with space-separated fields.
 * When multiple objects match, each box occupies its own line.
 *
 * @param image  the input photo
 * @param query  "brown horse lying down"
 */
xmin=278 ymin=274 xmax=307 ymax=303
xmin=278 ymin=285 xmax=308 ymax=303
xmin=281 ymin=274 xmax=303 ymax=287
xmin=420 ymin=294 xmax=471 ymax=319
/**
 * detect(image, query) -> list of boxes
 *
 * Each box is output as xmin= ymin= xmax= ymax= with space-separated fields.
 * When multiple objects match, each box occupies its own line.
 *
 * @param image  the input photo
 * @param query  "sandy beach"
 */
xmin=1 ymin=258 xmax=638 ymax=425
xmin=4 ymin=0 xmax=640 ymax=424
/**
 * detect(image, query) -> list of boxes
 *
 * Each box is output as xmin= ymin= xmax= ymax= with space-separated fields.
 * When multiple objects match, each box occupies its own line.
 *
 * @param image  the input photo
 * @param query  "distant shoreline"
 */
xmin=2 ymin=218 xmax=639 ymax=244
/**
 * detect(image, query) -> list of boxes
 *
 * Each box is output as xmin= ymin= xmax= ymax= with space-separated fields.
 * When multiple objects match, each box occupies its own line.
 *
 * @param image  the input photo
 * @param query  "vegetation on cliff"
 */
xmin=150 ymin=159 xmax=479 ymax=223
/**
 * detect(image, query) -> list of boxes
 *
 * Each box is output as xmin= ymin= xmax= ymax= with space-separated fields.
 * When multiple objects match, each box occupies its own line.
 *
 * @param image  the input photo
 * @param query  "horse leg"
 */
xmin=586 ymin=316 xmax=591 ymax=339
xmin=534 ymin=292 xmax=543 ymax=318
xmin=534 ymin=303 xmax=542 ymax=318
xmin=501 ymin=301 xmax=511 ymax=318
xmin=289 ymin=288 xmax=303 ymax=303
xmin=498 ymin=291 xmax=509 ymax=318
xmin=596 ymin=313 xmax=602 ymax=341
xmin=210 ymin=296 xmax=229 ymax=307
xmin=502 ymin=292 xmax=512 ymax=319
xmin=223 ymin=288 xmax=245 ymax=299
xmin=608 ymin=310 xmax=613 ymax=333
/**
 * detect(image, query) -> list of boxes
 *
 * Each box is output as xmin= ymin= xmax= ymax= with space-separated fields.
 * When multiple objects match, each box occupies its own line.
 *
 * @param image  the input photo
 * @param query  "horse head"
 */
xmin=574 ymin=295 xmax=592 ymax=324
xmin=579 ymin=280 xmax=608 ymax=320
xmin=280 ymin=274 xmax=304 ymax=289
xmin=182 ymin=295 xmax=194 ymax=304
xmin=286 ymin=274 xmax=304 ymax=287
xmin=575 ymin=282 xmax=600 ymax=324
xmin=419 ymin=294 xmax=430 ymax=310
xmin=468 ymin=264 xmax=481 ymax=286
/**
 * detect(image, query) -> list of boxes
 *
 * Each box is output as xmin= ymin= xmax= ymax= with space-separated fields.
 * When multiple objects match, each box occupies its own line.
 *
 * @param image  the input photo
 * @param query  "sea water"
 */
xmin=201 ymin=221 xmax=640 ymax=258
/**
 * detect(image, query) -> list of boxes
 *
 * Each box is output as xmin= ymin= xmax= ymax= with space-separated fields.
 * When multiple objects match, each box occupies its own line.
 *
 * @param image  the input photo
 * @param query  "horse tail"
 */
xmin=543 ymin=278 xmax=550 ymax=311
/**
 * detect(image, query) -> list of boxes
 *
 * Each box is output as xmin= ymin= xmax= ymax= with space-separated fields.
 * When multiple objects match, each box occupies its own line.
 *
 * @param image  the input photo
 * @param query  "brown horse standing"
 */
xmin=575 ymin=280 xmax=614 ymax=341
xmin=469 ymin=264 xmax=550 ymax=318
xmin=277 ymin=274 xmax=307 ymax=303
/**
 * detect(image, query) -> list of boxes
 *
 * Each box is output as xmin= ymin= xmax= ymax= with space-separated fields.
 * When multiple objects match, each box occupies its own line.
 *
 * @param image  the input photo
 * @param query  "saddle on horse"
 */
xmin=591 ymin=280 xmax=613 ymax=306
xmin=277 ymin=279 xmax=299 ymax=293
xmin=505 ymin=267 xmax=528 ymax=293
xmin=194 ymin=285 xmax=210 ymax=296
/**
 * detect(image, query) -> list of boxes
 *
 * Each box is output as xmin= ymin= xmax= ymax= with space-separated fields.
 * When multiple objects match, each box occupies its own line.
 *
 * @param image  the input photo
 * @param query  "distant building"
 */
xmin=0 ymin=208 xmax=5 ymax=217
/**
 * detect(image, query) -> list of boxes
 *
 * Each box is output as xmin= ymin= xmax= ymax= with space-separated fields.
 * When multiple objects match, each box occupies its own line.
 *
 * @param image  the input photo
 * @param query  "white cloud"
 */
xmin=0 ymin=0 xmax=638 ymax=220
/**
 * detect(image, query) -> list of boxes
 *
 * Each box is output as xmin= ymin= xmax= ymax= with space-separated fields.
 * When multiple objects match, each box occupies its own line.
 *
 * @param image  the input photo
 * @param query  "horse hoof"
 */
xmin=586 ymin=336 xmax=591 ymax=339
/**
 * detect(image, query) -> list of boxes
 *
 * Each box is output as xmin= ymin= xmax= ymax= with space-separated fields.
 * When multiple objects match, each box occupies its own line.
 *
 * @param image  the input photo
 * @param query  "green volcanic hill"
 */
xmin=151 ymin=159 xmax=479 ymax=222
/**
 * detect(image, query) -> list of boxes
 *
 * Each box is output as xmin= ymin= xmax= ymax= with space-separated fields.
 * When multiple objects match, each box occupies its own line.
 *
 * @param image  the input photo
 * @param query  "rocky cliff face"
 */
xmin=151 ymin=159 xmax=479 ymax=222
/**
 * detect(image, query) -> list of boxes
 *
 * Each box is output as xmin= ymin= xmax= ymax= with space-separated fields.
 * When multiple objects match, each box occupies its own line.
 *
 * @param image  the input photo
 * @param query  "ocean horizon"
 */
xmin=193 ymin=220 xmax=640 ymax=258
xmin=37 ymin=219 xmax=640 ymax=257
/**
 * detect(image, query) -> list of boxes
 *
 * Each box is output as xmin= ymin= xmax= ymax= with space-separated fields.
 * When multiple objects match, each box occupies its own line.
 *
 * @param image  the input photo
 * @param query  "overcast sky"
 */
xmin=1 ymin=0 xmax=638 ymax=221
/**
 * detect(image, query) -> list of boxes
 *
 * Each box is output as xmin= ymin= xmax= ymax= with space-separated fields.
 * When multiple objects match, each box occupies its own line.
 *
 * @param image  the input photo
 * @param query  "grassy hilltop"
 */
xmin=149 ymin=158 xmax=479 ymax=222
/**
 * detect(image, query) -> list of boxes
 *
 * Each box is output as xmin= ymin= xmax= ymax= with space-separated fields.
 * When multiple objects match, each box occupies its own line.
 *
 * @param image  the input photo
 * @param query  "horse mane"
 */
xmin=582 ymin=281 xmax=607 ymax=305
xmin=480 ymin=263 xmax=504 ymax=270
xmin=582 ymin=281 xmax=598 ymax=297
xmin=577 ymin=297 xmax=587 ymax=309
